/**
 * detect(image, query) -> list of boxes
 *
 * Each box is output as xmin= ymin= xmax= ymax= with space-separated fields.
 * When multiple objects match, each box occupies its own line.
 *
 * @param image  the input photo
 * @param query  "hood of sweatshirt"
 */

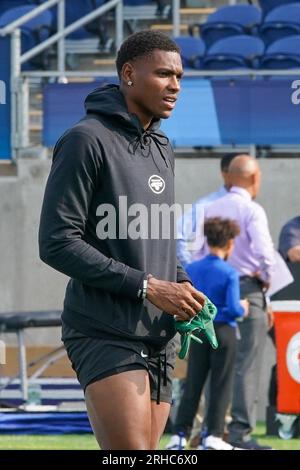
xmin=84 ymin=84 xmax=173 ymax=172
xmin=84 ymin=84 xmax=159 ymax=134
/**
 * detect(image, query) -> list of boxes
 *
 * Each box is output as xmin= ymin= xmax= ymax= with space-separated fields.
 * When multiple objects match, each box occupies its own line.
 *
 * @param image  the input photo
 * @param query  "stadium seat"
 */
xmin=259 ymin=3 xmax=300 ymax=46
xmin=260 ymin=35 xmax=300 ymax=69
xmin=124 ymin=0 xmax=153 ymax=5
xmin=0 ymin=4 xmax=52 ymax=69
xmin=123 ymin=0 xmax=170 ymax=35
xmin=0 ymin=0 xmax=38 ymax=16
xmin=174 ymin=36 xmax=205 ymax=69
xmin=191 ymin=5 xmax=262 ymax=48
xmin=50 ymin=0 xmax=113 ymax=55
xmin=123 ymin=0 xmax=169 ymax=16
xmin=202 ymin=35 xmax=265 ymax=70
xmin=258 ymin=0 xmax=300 ymax=18
xmin=50 ymin=0 xmax=102 ymax=40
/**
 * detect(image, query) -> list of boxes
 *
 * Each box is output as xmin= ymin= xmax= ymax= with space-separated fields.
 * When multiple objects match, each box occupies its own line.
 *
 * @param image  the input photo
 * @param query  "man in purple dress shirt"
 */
xmin=177 ymin=153 xmax=245 ymax=268
xmin=204 ymin=155 xmax=275 ymax=450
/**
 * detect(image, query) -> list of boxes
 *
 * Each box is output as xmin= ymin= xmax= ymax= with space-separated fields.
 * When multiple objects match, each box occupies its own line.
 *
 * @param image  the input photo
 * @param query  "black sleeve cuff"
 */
xmin=177 ymin=264 xmax=192 ymax=285
xmin=118 ymin=266 xmax=146 ymax=300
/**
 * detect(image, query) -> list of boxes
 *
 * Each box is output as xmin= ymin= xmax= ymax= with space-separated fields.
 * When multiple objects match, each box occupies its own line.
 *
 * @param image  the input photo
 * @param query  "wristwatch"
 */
xmin=137 ymin=276 xmax=148 ymax=300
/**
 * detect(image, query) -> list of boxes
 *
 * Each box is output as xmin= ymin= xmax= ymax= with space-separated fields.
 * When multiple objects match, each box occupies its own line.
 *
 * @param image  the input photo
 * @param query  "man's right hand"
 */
xmin=146 ymin=277 xmax=205 ymax=322
xmin=287 ymin=245 xmax=300 ymax=263
xmin=240 ymin=298 xmax=249 ymax=318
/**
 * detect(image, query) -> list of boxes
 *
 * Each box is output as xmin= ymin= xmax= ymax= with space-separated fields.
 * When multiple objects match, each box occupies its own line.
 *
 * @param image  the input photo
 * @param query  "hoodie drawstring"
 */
xmin=156 ymin=349 xmax=167 ymax=405
xmin=128 ymin=130 xmax=174 ymax=174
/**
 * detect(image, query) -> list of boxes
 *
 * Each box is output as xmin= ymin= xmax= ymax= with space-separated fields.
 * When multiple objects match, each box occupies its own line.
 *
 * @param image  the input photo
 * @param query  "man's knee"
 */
xmin=107 ymin=436 xmax=151 ymax=450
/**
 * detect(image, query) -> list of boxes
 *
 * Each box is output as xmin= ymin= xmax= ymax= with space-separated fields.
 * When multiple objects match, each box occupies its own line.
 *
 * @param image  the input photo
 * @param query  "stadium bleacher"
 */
xmin=258 ymin=0 xmax=300 ymax=18
xmin=190 ymin=4 xmax=262 ymax=47
xmin=173 ymin=35 xmax=205 ymax=68
xmin=180 ymin=2 xmax=300 ymax=70
xmin=0 ymin=4 xmax=52 ymax=69
xmin=2 ymin=1 xmax=300 ymax=72
xmin=1 ymin=0 xmax=300 ymax=161
xmin=260 ymin=35 xmax=300 ymax=69
xmin=259 ymin=3 xmax=300 ymax=46
xmin=2 ymin=0 xmax=300 ymax=160
xmin=201 ymin=34 xmax=264 ymax=70
xmin=50 ymin=0 xmax=114 ymax=55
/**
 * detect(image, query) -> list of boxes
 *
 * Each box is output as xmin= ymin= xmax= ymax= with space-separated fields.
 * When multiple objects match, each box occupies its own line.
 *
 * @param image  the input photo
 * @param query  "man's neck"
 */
xmin=230 ymin=185 xmax=253 ymax=199
xmin=209 ymin=247 xmax=226 ymax=259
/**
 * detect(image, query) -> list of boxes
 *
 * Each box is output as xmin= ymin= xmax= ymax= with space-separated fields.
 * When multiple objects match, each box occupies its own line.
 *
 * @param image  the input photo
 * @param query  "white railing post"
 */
xmin=19 ymin=77 xmax=30 ymax=149
xmin=57 ymin=0 xmax=66 ymax=83
xmin=173 ymin=0 xmax=180 ymax=38
xmin=11 ymin=29 xmax=21 ymax=161
xmin=249 ymin=144 xmax=256 ymax=158
xmin=115 ymin=0 xmax=123 ymax=52
xmin=19 ymin=77 xmax=29 ymax=148
xmin=18 ymin=330 xmax=28 ymax=402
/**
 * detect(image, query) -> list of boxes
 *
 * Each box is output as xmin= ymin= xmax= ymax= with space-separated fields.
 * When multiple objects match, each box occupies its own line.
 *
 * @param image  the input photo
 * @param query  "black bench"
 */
xmin=0 ymin=310 xmax=62 ymax=403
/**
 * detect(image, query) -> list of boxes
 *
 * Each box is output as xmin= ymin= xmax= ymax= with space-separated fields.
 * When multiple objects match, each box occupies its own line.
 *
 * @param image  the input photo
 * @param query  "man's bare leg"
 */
xmin=150 ymin=401 xmax=171 ymax=449
xmin=85 ymin=369 xmax=152 ymax=450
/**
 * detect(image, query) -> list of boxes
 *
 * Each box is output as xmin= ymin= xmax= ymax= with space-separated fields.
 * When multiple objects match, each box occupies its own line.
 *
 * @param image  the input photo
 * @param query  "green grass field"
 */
xmin=0 ymin=423 xmax=299 ymax=450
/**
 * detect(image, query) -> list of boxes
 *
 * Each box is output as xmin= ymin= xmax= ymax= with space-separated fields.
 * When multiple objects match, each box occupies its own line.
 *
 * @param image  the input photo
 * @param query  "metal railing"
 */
xmin=0 ymin=0 xmax=123 ymax=160
xmin=1 ymin=0 xmax=300 ymax=160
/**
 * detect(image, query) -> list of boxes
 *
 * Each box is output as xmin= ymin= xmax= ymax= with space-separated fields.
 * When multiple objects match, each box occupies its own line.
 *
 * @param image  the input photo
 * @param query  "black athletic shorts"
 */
xmin=61 ymin=321 xmax=176 ymax=404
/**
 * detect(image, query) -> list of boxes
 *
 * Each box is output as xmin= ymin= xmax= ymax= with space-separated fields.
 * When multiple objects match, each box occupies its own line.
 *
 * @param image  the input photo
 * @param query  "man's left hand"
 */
xmin=267 ymin=305 xmax=274 ymax=329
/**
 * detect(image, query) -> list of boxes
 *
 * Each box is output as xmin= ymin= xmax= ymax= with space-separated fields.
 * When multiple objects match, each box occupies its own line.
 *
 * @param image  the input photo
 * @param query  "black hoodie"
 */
xmin=39 ymin=85 xmax=189 ymax=348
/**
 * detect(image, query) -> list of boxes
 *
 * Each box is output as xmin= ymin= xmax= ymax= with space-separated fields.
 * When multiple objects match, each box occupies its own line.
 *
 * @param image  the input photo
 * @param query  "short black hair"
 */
xmin=116 ymin=30 xmax=180 ymax=78
xmin=204 ymin=217 xmax=240 ymax=248
xmin=220 ymin=153 xmax=244 ymax=172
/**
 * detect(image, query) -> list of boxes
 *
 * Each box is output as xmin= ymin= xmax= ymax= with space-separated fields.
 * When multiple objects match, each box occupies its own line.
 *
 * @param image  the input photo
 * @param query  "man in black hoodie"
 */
xmin=39 ymin=30 xmax=205 ymax=450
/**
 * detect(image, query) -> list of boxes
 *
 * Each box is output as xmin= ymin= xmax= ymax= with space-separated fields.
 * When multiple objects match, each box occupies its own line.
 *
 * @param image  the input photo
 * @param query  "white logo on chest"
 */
xmin=148 ymin=175 xmax=165 ymax=194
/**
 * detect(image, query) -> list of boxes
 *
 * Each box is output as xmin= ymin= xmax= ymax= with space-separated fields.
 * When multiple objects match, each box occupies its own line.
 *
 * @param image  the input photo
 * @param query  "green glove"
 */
xmin=175 ymin=297 xmax=218 ymax=360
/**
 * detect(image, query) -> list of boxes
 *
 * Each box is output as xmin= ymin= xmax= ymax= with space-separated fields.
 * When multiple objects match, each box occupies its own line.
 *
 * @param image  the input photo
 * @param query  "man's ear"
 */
xmin=121 ymin=62 xmax=134 ymax=86
xmin=222 ymin=170 xmax=232 ymax=189
xmin=251 ymin=171 xmax=257 ymax=187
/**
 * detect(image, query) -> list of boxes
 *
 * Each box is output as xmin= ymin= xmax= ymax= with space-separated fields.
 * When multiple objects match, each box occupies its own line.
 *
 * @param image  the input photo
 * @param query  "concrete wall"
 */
xmin=175 ymin=157 xmax=300 ymax=241
xmin=1 ymin=157 xmax=299 ymax=419
xmin=0 ymin=159 xmax=67 ymax=347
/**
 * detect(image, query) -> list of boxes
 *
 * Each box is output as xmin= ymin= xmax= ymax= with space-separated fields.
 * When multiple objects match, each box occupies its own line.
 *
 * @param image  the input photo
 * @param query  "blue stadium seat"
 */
xmin=0 ymin=0 xmax=38 ymax=16
xmin=0 ymin=4 xmax=52 ymax=69
xmin=50 ymin=0 xmax=112 ymax=53
xmin=202 ymin=35 xmax=265 ymax=70
xmin=124 ymin=0 xmax=153 ymax=4
xmin=192 ymin=5 xmax=262 ymax=48
xmin=259 ymin=3 xmax=300 ymax=46
xmin=258 ymin=0 xmax=300 ymax=18
xmin=50 ymin=0 xmax=103 ymax=39
xmin=260 ymin=35 xmax=300 ymax=69
xmin=123 ymin=0 xmax=168 ymax=16
xmin=174 ymin=36 xmax=205 ymax=69
xmin=122 ymin=1 xmax=170 ymax=35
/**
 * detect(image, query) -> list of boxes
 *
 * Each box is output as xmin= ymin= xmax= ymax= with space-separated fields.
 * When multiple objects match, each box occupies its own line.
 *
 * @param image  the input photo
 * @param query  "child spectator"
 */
xmin=167 ymin=217 xmax=249 ymax=450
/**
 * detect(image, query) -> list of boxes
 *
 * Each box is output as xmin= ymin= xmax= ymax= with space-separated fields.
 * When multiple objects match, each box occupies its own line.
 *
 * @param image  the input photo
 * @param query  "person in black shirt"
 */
xmin=279 ymin=216 xmax=300 ymax=263
xmin=39 ymin=30 xmax=205 ymax=450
